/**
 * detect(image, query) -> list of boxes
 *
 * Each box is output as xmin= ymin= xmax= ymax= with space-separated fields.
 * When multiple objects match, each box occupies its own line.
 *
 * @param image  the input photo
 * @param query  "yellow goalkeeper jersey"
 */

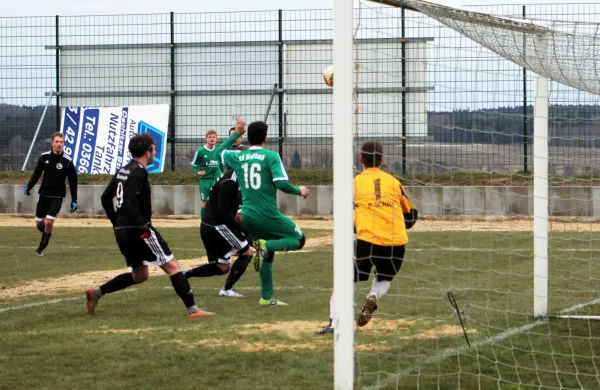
xmin=354 ymin=168 xmax=414 ymax=247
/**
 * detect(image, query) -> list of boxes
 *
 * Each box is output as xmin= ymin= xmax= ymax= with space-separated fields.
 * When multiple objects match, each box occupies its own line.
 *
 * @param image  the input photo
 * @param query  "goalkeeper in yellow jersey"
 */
xmin=319 ymin=141 xmax=418 ymax=334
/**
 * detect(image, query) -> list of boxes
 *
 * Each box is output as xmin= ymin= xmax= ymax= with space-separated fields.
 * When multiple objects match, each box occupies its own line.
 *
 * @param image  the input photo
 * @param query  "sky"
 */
xmin=3 ymin=0 xmax=598 ymax=17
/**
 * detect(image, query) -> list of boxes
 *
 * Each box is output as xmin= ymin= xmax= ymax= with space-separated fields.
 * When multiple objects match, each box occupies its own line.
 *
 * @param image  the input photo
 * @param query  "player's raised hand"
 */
xmin=299 ymin=186 xmax=310 ymax=199
xmin=235 ymin=117 xmax=246 ymax=135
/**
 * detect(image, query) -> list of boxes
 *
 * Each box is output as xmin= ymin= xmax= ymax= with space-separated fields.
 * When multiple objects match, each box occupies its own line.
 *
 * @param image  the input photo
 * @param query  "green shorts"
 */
xmin=242 ymin=211 xmax=304 ymax=241
xmin=199 ymin=179 xmax=217 ymax=202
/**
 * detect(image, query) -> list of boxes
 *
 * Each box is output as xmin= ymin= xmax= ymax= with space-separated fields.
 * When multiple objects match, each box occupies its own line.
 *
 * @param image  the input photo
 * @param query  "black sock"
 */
xmin=186 ymin=263 xmax=225 ymax=278
xmin=264 ymin=251 xmax=275 ymax=263
xmin=170 ymin=272 xmax=196 ymax=308
xmin=36 ymin=224 xmax=45 ymax=233
xmin=37 ymin=232 xmax=53 ymax=252
xmin=223 ymin=255 xmax=252 ymax=290
xmin=99 ymin=272 xmax=136 ymax=295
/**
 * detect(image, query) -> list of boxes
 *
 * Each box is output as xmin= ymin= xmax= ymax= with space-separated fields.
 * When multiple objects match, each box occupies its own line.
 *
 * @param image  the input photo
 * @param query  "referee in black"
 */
xmin=24 ymin=132 xmax=78 ymax=256
xmin=85 ymin=133 xmax=215 ymax=318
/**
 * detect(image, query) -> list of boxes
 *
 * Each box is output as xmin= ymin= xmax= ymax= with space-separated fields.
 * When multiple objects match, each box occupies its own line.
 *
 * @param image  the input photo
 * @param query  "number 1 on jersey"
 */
xmin=242 ymin=162 xmax=262 ymax=190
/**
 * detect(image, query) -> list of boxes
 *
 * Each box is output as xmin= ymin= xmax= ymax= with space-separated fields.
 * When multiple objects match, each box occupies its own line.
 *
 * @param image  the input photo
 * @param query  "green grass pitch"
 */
xmin=1 ymin=225 xmax=599 ymax=389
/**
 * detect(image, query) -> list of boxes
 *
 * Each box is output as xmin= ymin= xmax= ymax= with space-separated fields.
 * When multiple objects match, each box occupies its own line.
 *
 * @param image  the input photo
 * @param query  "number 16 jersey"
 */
xmin=222 ymin=147 xmax=288 ymax=219
xmin=101 ymin=160 xmax=152 ymax=228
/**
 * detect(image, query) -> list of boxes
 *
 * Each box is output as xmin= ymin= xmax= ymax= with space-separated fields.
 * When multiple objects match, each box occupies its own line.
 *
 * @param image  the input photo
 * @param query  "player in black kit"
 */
xmin=85 ymin=134 xmax=214 ymax=318
xmin=24 ymin=132 xmax=78 ymax=256
xmin=183 ymin=168 xmax=255 ymax=298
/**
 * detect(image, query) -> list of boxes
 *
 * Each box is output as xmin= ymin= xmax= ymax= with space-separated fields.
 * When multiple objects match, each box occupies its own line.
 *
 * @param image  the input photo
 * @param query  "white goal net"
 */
xmin=333 ymin=1 xmax=600 ymax=388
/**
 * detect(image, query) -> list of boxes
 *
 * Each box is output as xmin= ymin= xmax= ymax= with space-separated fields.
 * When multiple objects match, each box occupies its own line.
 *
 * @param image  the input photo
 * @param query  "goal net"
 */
xmin=336 ymin=1 xmax=600 ymax=388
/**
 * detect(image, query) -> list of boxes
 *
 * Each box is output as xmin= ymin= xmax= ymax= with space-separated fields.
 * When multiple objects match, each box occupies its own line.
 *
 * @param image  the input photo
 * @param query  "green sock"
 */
xmin=265 ymin=238 xmax=300 ymax=252
xmin=259 ymin=261 xmax=274 ymax=300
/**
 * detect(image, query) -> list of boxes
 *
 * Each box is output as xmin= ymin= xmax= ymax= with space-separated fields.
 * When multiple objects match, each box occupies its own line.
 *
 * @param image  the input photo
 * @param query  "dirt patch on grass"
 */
xmin=0 ymin=215 xmax=333 ymax=231
xmin=3 ymin=214 xmax=600 ymax=232
xmin=0 ymin=233 xmax=331 ymax=301
xmin=85 ymin=327 xmax=155 ymax=335
xmin=0 ymin=257 xmax=208 ymax=301
xmin=399 ymin=325 xmax=479 ymax=340
xmin=166 ymin=319 xmax=474 ymax=352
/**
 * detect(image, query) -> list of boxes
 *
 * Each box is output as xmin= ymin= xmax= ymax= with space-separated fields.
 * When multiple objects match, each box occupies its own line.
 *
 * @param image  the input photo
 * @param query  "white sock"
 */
xmin=368 ymin=279 xmax=391 ymax=300
xmin=329 ymin=293 xmax=336 ymax=326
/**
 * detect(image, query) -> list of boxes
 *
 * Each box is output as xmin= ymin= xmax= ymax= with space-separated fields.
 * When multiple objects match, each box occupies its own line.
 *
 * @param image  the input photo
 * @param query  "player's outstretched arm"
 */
xmin=216 ymin=117 xmax=246 ymax=154
xmin=25 ymin=156 xmax=44 ymax=193
xmin=269 ymin=150 xmax=309 ymax=198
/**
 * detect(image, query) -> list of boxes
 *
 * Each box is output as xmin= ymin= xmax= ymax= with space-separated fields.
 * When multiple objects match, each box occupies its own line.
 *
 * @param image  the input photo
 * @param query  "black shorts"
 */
xmin=35 ymin=195 xmax=63 ymax=221
xmin=200 ymin=222 xmax=250 ymax=265
xmin=354 ymin=239 xmax=405 ymax=282
xmin=115 ymin=225 xmax=174 ymax=269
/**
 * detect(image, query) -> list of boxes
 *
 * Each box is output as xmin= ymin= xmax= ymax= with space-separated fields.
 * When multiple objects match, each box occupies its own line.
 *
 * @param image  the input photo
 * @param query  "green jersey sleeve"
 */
xmin=191 ymin=147 xmax=205 ymax=173
xmin=221 ymin=149 xmax=239 ymax=170
xmin=215 ymin=132 xmax=241 ymax=154
xmin=268 ymin=151 xmax=289 ymax=182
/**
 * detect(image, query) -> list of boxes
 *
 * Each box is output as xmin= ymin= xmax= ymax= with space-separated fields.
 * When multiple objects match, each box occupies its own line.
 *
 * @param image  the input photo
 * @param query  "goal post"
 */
xmin=533 ymin=72 xmax=549 ymax=318
xmin=333 ymin=0 xmax=355 ymax=389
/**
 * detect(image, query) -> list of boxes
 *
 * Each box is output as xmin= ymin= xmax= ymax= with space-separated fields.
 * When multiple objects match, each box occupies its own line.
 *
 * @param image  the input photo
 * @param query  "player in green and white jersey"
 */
xmin=222 ymin=121 xmax=310 ymax=306
xmin=191 ymin=118 xmax=246 ymax=218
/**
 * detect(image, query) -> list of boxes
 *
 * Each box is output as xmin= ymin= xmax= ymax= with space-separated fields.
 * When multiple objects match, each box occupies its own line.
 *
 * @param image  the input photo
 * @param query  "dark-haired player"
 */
xmin=222 ymin=121 xmax=310 ymax=306
xmin=183 ymin=167 xmax=255 ymax=298
xmin=24 ymin=132 xmax=78 ymax=256
xmin=85 ymin=134 xmax=214 ymax=318
xmin=318 ymin=141 xmax=418 ymax=334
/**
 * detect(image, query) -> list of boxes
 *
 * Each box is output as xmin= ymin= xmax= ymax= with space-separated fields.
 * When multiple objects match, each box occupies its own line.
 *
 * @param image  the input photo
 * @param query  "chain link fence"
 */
xmin=1 ymin=4 xmax=599 ymax=174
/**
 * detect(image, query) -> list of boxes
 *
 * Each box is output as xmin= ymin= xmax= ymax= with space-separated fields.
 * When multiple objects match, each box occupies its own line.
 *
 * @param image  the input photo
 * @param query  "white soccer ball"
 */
xmin=322 ymin=65 xmax=334 ymax=87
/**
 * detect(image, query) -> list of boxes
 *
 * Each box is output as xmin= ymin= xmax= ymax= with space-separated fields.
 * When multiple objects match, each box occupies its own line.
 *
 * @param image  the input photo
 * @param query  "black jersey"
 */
xmin=26 ymin=151 xmax=78 ymax=201
xmin=202 ymin=169 xmax=243 ymax=234
xmin=101 ymin=160 xmax=152 ymax=229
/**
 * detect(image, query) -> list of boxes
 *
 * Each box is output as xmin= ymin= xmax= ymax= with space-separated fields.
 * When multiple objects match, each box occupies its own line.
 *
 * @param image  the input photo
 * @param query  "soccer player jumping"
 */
xmin=222 ymin=121 xmax=310 ymax=306
xmin=319 ymin=141 xmax=418 ymax=334
xmin=24 ymin=132 xmax=78 ymax=256
xmin=85 ymin=134 xmax=214 ymax=318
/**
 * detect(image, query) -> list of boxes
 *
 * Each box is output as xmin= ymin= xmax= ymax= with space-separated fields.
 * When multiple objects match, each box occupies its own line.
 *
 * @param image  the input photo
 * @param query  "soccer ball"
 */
xmin=322 ymin=65 xmax=334 ymax=87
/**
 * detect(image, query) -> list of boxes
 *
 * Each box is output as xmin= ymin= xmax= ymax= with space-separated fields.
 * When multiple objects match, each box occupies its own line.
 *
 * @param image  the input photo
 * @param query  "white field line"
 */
xmin=0 ymin=286 xmax=325 ymax=315
xmin=366 ymin=297 xmax=600 ymax=390
xmin=0 ymin=289 xmax=138 ymax=314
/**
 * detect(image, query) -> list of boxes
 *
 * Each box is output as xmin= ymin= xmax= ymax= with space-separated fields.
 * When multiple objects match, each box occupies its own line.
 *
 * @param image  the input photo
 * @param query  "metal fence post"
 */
xmin=523 ymin=5 xmax=528 ymax=174
xmin=170 ymin=11 xmax=176 ymax=171
xmin=401 ymin=7 xmax=407 ymax=176
xmin=278 ymin=9 xmax=284 ymax=158
xmin=55 ymin=15 xmax=60 ymax=132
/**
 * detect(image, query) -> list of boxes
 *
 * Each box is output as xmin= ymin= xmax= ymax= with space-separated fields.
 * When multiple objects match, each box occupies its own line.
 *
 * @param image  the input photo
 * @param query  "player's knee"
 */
xmin=132 ymin=269 xmax=149 ymax=283
xmin=44 ymin=219 xmax=54 ymax=227
xmin=161 ymin=260 xmax=181 ymax=276
xmin=298 ymin=235 xmax=306 ymax=250
xmin=217 ymin=263 xmax=230 ymax=274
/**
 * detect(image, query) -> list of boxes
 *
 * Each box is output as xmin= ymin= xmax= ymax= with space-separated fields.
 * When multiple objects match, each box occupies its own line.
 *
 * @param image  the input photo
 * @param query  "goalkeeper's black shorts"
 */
xmin=354 ymin=239 xmax=405 ymax=282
